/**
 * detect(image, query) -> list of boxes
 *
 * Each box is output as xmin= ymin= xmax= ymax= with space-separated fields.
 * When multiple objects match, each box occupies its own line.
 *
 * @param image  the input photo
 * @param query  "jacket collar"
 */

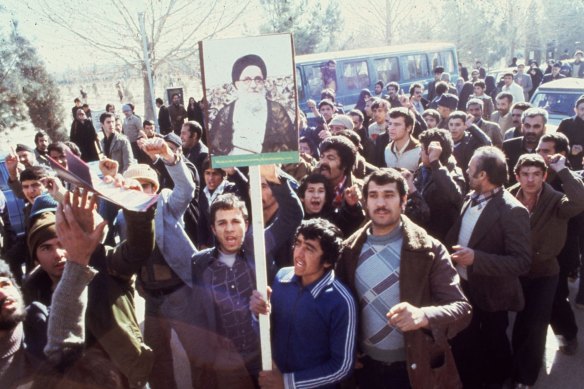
xmin=280 ymin=269 xmax=336 ymax=299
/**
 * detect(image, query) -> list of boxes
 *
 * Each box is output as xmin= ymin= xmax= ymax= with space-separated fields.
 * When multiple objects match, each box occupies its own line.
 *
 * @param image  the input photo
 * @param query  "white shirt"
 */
xmin=501 ymin=82 xmax=525 ymax=104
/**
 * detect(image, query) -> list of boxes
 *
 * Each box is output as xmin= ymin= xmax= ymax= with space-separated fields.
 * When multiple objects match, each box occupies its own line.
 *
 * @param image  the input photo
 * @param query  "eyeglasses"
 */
xmin=239 ymin=77 xmax=265 ymax=86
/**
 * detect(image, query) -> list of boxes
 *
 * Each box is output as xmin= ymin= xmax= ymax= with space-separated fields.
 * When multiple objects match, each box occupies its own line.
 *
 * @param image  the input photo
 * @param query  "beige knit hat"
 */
xmin=123 ymin=164 xmax=160 ymax=192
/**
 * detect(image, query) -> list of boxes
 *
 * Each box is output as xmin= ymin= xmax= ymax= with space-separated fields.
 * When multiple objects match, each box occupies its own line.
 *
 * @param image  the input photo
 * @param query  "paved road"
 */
xmin=536 ymin=279 xmax=583 ymax=388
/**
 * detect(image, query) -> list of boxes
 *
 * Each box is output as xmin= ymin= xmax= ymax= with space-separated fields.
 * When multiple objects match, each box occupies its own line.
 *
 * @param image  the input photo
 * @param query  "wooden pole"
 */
xmin=248 ymin=165 xmax=272 ymax=370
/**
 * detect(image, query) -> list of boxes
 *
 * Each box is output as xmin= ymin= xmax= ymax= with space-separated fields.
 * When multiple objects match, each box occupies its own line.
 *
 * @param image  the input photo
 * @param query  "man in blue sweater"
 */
xmin=251 ymin=218 xmax=357 ymax=389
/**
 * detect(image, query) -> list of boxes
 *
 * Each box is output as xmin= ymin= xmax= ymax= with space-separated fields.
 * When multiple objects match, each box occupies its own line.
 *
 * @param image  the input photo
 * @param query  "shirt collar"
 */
xmin=470 ymin=186 xmax=503 ymax=209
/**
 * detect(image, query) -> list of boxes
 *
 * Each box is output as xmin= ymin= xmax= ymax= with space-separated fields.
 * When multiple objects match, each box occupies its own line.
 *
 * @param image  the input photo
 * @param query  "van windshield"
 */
xmin=532 ymin=92 xmax=579 ymax=116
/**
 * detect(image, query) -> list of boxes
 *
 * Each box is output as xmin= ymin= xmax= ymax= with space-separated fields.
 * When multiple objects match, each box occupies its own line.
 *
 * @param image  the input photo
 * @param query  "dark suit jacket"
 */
xmin=445 ymin=190 xmax=531 ymax=312
xmin=502 ymin=136 xmax=534 ymax=185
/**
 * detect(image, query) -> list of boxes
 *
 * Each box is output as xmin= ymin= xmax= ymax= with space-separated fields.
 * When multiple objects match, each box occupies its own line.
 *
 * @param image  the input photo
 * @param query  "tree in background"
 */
xmin=10 ymin=20 xmax=66 ymax=141
xmin=29 ymin=0 xmax=251 ymax=122
xmin=260 ymin=0 xmax=343 ymax=55
xmin=0 ymin=14 xmax=65 ymax=140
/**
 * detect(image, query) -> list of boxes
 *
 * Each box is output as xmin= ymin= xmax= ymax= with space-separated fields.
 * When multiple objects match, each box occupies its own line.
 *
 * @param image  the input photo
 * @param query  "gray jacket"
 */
xmin=100 ymin=132 xmax=134 ymax=173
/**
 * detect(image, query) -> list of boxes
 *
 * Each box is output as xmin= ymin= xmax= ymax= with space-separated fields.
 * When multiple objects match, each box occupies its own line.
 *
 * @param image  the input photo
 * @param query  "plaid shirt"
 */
xmin=203 ymin=258 xmax=258 ymax=356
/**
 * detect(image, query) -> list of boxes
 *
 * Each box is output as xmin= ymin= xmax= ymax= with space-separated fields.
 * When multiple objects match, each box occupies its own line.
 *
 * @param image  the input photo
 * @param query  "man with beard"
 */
xmin=504 ymin=102 xmax=532 ymax=140
xmin=0 ymin=259 xmax=46 ymax=387
xmin=386 ymin=82 xmax=402 ymax=108
xmin=491 ymin=92 xmax=515 ymax=134
xmin=503 ymin=108 xmax=548 ymax=184
xmin=33 ymin=131 xmax=51 ymax=168
xmin=168 ymin=93 xmax=188 ymax=135
xmin=210 ymin=54 xmax=296 ymax=156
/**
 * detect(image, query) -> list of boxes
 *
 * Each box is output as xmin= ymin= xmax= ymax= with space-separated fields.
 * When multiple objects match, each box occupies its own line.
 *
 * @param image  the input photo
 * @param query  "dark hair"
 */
xmin=201 ymin=156 xmax=225 ymax=176
xmin=100 ymin=112 xmax=115 ymax=124
xmin=105 ymin=103 xmax=115 ymax=112
xmin=418 ymin=129 xmax=454 ymax=164
xmin=182 ymin=121 xmax=203 ymax=139
xmin=388 ymin=107 xmax=415 ymax=129
xmin=511 ymin=102 xmax=532 ymax=112
xmin=143 ymin=120 xmax=154 ymax=127
xmin=34 ymin=130 xmax=48 ymax=143
xmin=496 ymin=92 xmax=513 ymax=104
xmin=435 ymin=81 xmax=449 ymax=95
xmin=210 ymin=193 xmax=248 ymax=225
xmin=155 ymin=97 xmax=163 ymax=105
xmin=171 ymin=93 xmax=180 ymax=99
xmin=375 ymin=80 xmax=384 ymax=88
xmin=337 ymin=129 xmax=362 ymax=150
xmin=434 ymin=66 xmax=445 ymax=74
xmin=386 ymin=81 xmax=400 ymax=91
xmin=514 ymin=153 xmax=547 ymax=175
xmin=448 ymin=110 xmax=468 ymax=122
xmin=473 ymin=80 xmax=486 ymax=89
xmin=318 ymin=136 xmax=357 ymax=176
xmin=348 ymin=109 xmax=364 ymax=123
xmin=422 ymin=109 xmax=440 ymax=123
xmin=370 ymin=98 xmax=389 ymax=111
xmin=298 ymin=173 xmax=334 ymax=206
xmin=47 ymin=142 xmax=67 ymax=155
xmin=363 ymin=169 xmax=408 ymax=203
xmin=64 ymin=141 xmax=81 ymax=157
xmin=409 ymin=83 xmax=423 ymax=94
xmin=294 ymin=218 xmax=343 ymax=267
xmin=231 ymin=54 xmax=267 ymax=83
xmin=74 ymin=98 xmax=81 ymax=103
xmin=539 ymin=133 xmax=570 ymax=155
xmin=20 ymin=166 xmax=49 ymax=183
xmin=472 ymin=146 xmax=508 ymax=186
xmin=575 ymin=95 xmax=584 ymax=109
xmin=298 ymin=136 xmax=317 ymax=156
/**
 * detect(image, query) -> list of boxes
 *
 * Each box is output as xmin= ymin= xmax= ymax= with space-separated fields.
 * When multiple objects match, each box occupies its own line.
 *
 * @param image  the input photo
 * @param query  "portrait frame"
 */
xmin=199 ymin=33 xmax=299 ymax=168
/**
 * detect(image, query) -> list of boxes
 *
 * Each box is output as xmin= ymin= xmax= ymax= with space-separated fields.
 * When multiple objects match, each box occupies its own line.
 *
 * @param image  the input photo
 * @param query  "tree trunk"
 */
xmin=142 ymin=66 xmax=155 ymax=121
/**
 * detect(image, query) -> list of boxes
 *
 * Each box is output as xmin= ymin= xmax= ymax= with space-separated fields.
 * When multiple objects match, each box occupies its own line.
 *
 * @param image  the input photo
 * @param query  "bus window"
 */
xmin=305 ymin=64 xmax=326 ymax=98
xmin=374 ymin=57 xmax=399 ymax=84
xmin=295 ymin=67 xmax=305 ymax=101
xmin=322 ymin=60 xmax=337 ymax=92
xmin=428 ymin=52 xmax=441 ymax=70
xmin=440 ymin=51 xmax=456 ymax=74
xmin=403 ymin=54 xmax=430 ymax=80
xmin=342 ymin=60 xmax=370 ymax=90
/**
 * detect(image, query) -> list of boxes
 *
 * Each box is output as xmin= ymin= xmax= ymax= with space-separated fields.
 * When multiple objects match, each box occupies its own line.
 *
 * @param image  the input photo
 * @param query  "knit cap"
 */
xmin=123 ymin=164 xmax=160 ymax=192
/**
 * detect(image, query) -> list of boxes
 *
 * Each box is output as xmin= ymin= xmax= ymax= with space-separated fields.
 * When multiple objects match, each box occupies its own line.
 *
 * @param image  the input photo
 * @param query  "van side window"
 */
xmin=403 ymin=54 xmax=430 ymax=80
xmin=440 ymin=51 xmax=455 ymax=73
xmin=295 ymin=67 xmax=305 ymax=101
xmin=342 ymin=60 xmax=370 ymax=90
xmin=374 ymin=57 xmax=399 ymax=84
xmin=428 ymin=52 xmax=441 ymax=70
xmin=306 ymin=64 xmax=326 ymax=98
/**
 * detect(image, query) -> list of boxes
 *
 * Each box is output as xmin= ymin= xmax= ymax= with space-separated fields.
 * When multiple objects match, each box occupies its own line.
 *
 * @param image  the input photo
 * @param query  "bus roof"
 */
xmin=295 ymin=42 xmax=457 ymax=64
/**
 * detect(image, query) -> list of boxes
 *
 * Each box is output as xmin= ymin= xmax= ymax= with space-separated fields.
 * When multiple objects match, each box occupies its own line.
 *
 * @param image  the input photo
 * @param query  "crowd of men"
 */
xmin=1 ymin=53 xmax=584 ymax=389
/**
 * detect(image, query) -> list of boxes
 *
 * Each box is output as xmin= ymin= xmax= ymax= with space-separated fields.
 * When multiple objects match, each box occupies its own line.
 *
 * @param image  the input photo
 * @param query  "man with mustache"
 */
xmin=503 ymin=108 xmax=548 ymax=185
xmin=337 ymin=169 xmax=471 ymax=388
xmin=316 ymin=136 xmax=365 ymax=235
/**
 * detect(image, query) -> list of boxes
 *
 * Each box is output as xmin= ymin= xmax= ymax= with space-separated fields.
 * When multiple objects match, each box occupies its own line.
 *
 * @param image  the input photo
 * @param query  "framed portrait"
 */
xmin=199 ymin=33 xmax=298 ymax=168
xmin=166 ymin=87 xmax=185 ymax=106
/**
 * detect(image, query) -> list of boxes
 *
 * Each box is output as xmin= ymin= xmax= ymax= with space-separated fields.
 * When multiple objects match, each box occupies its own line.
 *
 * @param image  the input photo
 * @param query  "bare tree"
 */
xmin=28 ymin=0 xmax=251 ymax=120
